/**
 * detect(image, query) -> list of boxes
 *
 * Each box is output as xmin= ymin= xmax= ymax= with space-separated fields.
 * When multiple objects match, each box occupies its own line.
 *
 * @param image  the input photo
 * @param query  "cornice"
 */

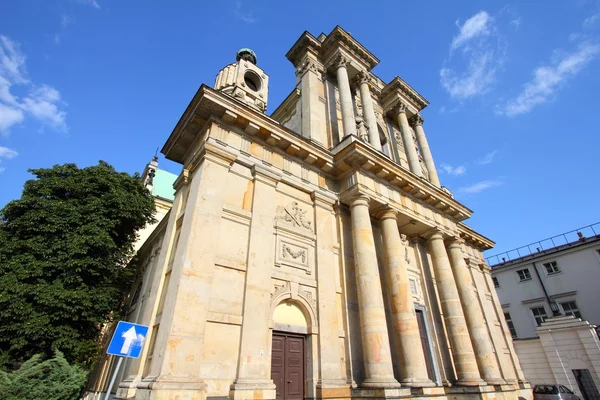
xmin=381 ymin=76 xmax=429 ymax=112
xmin=162 ymin=85 xmax=334 ymax=173
xmin=332 ymin=136 xmax=472 ymax=222
xmin=320 ymin=26 xmax=379 ymax=71
xmin=457 ymin=222 xmax=495 ymax=250
xmin=285 ymin=31 xmax=322 ymax=66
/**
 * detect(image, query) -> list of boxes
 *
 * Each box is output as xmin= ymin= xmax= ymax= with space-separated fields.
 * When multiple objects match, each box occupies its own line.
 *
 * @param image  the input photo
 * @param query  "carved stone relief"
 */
xmin=275 ymin=201 xmax=312 ymax=231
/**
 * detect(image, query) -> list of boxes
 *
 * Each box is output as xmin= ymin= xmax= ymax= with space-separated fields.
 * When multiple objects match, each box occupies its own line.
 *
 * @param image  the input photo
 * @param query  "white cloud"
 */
xmin=451 ymin=11 xmax=491 ymax=50
xmin=458 ymin=179 xmax=503 ymax=194
xmin=0 ymin=35 xmax=67 ymax=134
xmin=476 ymin=150 xmax=499 ymax=165
xmin=440 ymin=11 xmax=506 ymax=100
xmin=511 ymin=17 xmax=522 ymax=30
xmin=583 ymin=13 xmax=599 ymax=29
xmin=497 ymin=42 xmax=600 ymax=117
xmin=441 ymin=163 xmax=467 ymax=176
xmin=74 ymin=0 xmax=100 ymax=9
xmin=0 ymin=146 xmax=17 ymax=159
xmin=234 ymin=1 xmax=258 ymax=24
xmin=0 ymin=145 xmax=18 ymax=173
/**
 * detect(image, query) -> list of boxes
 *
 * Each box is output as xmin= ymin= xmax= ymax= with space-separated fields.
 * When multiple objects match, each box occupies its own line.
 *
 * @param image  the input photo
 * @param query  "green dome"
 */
xmin=236 ymin=48 xmax=257 ymax=65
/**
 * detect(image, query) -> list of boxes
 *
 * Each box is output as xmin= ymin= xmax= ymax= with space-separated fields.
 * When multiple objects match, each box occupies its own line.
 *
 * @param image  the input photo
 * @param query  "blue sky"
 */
xmin=1 ymin=0 xmax=599 ymax=257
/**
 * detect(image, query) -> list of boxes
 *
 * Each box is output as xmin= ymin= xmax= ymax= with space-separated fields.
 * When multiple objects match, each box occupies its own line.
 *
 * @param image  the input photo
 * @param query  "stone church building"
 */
xmin=84 ymin=27 xmax=532 ymax=400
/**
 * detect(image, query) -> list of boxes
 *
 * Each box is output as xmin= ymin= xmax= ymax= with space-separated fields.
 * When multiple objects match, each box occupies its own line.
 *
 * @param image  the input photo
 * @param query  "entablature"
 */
xmin=332 ymin=134 xmax=471 ymax=222
xmin=381 ymin=76 xmax=429 ymax=115
xmin=162 ymin=85 xmax=334 ymax=173
xmin=458 ymin=222 xmax=495 ymax=251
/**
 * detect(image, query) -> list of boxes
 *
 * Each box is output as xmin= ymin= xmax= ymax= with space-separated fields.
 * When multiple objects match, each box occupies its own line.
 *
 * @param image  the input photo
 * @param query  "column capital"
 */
xmin=333 ymin=54 xmax=349 ymax=69
xmin=447 ymin=237 xmax=466 ymax=249
xmin=346 ymin=195 xmax=370 ymax=208
xmin=390 ymin=102 xmax=408 ymax=115
xmin=422 ymin=229 xmax=444 ymax=241
xmin=410 ymin=114 xmax=424 ymax=127
xmin=355 ymin=70 xmax=371 ymax=86
xmin=373 ymin=206 xmax=397 ymax=220
xmin=295 ymin=58 xmax=324 ymax=78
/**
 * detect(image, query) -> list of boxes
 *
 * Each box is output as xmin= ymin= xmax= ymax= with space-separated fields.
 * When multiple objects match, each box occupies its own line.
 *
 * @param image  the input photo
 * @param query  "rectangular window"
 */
xmin=543 ymin=261 xmax=561 ymax=275
xmin=409 ymin=279 xmax=417 ymax=295
xmin=504 ymin=312 xmax=518 ymax=338
xmin=561 ymin=301 xmax=582 ymax=319
xmin=531 ymin=306 xmax=548 ymax=326
xmin=517 ymin=268 xmax=532 ymax=281
xmin=492 ymin=276 xmax=500 ymax=288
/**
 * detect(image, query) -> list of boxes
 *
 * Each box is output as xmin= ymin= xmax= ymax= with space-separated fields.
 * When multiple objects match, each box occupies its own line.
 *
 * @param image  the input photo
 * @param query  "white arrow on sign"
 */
xmin=120 ymin=326 xmax=137 ymax=354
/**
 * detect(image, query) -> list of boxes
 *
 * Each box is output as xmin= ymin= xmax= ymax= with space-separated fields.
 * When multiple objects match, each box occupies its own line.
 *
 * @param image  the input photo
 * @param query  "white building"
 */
xmin=489 ymin=223 xmax=600 ymax=400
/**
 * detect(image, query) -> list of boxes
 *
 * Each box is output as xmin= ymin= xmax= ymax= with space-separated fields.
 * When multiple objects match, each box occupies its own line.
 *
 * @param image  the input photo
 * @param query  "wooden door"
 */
xmin=271 ymin=333 xmax=305 ymax=400
xmin=415 ymin=309 xmax=436 ymax=381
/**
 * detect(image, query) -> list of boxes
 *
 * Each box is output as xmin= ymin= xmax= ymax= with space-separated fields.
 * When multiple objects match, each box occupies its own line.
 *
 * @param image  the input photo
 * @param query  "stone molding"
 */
xmin=410 ymin=114 xmax=424 ymax=127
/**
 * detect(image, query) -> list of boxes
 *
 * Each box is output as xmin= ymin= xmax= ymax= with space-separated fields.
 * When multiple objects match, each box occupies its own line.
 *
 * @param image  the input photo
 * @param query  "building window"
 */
xmin=561 ymin=301 xmax=582 ymax=319
xmin=504 ymin=312 xmax=518 ymax=338
xmin=492 ymin=276 xmax=500 ymax=288
xmin=517 ymin=268 xmax=532 ymax=282
xmin=531 ymin=306 xmax=548 ymax=326
xmin=543 ymin=261 xmax=561 ymax=275
xmin=409 ymin=279 xmax=417 ymax=295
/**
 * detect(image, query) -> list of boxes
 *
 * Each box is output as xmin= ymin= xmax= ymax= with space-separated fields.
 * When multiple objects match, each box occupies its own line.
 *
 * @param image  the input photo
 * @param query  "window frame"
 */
xmin=492 ymin=276 xmax=500 ymax=288
xmin=560 ymin=300 xmax=582 ymax=319
xmin=531 ymin=306 xmax=548 ymax=326
xmin=504 ymin=312 xmax=518 ymax=338
xmin=517 ymin=268 xmax=532 ymax=282
xmin=543 ymin=260 xmax=561 ymax=275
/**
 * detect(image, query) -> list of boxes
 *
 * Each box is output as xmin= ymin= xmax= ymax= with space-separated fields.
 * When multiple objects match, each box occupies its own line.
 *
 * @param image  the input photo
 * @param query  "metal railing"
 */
xmin=486 ymin=222 xmax=600 ymax=267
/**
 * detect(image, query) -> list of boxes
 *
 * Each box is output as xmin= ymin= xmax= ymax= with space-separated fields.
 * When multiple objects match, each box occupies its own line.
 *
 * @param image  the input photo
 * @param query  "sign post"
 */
xmin=103 ymin=321 xmax=149 ymax=400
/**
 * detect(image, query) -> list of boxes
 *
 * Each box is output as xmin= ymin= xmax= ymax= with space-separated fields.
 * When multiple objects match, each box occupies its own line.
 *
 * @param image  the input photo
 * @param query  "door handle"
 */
xmin=287 ymin=380 xmax=292 ymax=383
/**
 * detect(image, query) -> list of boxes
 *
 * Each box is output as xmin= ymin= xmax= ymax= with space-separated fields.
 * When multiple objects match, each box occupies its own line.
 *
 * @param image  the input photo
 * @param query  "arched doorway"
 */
xmin=271 ymin=301 xmax=309 ymax=400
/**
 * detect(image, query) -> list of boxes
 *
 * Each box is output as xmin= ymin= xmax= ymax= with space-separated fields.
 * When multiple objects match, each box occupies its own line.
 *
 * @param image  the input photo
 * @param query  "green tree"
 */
xmin=0 ymin=161 xmax=155 ymax=369
xmin=0 ymin=350 xmax=87 ymax=400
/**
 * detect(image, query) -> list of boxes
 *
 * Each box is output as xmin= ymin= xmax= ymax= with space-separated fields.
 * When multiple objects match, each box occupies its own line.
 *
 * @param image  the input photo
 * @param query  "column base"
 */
xmin=454 ymin=378 xmax=488 ymax=387
xmin=316 ymin=381 xmax=352 ymax=399
xmin=135 ymin=376 xmax=207 ymax=400
xmin=400 ymin=377 xmax=436 ymax=388
xmin=360 ymin=377 xmax=402 ymax=389
xmin=352 ymin=386 xmax=411 ymax=399
xmin=484 ymin=377 xmax=507 ymax=385
xmin=229 ymin=379 xmax=276 ymax=400
xmin=115 ymin=376 xmax=141 ymax=399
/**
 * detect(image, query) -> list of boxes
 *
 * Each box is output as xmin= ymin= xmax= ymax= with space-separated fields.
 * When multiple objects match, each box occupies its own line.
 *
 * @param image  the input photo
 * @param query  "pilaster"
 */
xmin=230 ymin=164 xmax=280 ymax=400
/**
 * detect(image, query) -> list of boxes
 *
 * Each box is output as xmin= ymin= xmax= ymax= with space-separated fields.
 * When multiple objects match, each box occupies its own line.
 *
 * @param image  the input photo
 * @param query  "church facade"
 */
xmin=85 ymin=27 xmax=531 ymax=400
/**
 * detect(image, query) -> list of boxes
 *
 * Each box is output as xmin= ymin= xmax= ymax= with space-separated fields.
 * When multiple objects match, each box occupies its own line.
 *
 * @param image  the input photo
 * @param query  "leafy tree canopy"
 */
xmin=0 ymin=350 xmax=87 ymax=400
xmin=0 ymin=161 xmax=155 ymax=369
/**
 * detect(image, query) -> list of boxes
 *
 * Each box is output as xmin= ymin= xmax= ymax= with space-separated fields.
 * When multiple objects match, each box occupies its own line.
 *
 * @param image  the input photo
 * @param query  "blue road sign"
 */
xmin=107 ymin=321 xmax=149 ymax=358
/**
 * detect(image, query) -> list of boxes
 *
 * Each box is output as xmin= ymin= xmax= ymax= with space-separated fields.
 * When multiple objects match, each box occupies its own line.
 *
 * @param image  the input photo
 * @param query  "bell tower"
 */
xmin=214 ymin=48 xmax=269 ymax=112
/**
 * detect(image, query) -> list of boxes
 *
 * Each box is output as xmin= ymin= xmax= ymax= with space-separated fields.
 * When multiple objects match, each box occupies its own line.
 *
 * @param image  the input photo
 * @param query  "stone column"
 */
xmin=335 ymin=55 xmax=356 ymax=138
xmin=348 ymin=196 xmax=400 ymax=388
xmin=378 ymin=209 xmax=434 ymax=387
xmin=410 ymin=115 xmax=440 ymax=187
xmin=357 ymin=71 xmax=381 ymax=151
xmin=393 ymin=104 xmax=422 ymax=177
xmin=427 ymin=232 xmax=484 ymax=386
xmin=230 ymin=165 xmax=279 ymax=400
xmin=447 ymin=240 xmax=505 ymax=385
